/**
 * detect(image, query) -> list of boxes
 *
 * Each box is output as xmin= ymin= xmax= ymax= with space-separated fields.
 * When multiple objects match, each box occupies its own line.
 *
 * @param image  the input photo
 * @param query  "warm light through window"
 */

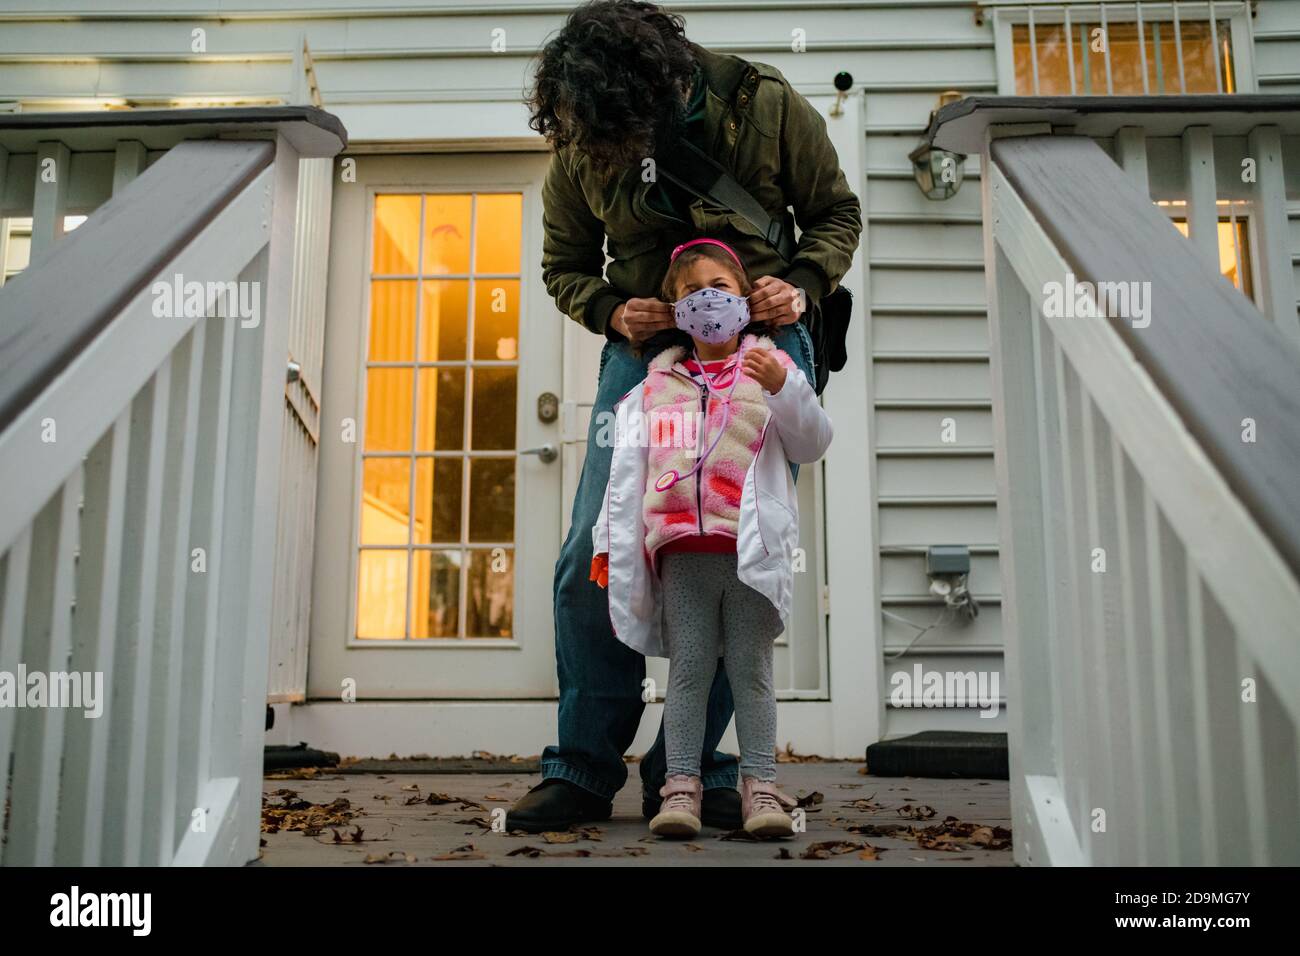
xmin=1171 ymin=212 xmax=1253 ymax=299
xmin=1014 ymin=19 xmax=1234 ymax=95
xmin=357 ymin=192 xmax=523 ymax=639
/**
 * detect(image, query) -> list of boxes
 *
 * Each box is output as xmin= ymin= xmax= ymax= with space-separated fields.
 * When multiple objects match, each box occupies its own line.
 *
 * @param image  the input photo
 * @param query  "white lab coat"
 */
xmin=592 ymin=363 xmax=833 ymax=658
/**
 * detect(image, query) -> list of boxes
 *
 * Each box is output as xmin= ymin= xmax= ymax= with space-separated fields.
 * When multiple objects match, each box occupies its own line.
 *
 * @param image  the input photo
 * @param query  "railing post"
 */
xmin=0 ymin=143 xmax=9 ymax=285
xmin=210 ymin=133 xmax=300 ymax=865
xmin=1246 ymin=125 xmax=1300 ymax=345
xmin=1180 ymin=126 xmax=1219 ymax=270
xmin=112 ymin=140 xmax=147 ymax=195
xmin=6 ymin=472 xmax=82 ymax=865
xmin=31 ymin=140 xmax=70 ymax=260
xmin=1114 ymin=127 xmax=1149 ymax=193
xmin=982 ymin=161 xmax=1058 ymax=865
xmin=57 ymin=415 xmax=129 ymax=865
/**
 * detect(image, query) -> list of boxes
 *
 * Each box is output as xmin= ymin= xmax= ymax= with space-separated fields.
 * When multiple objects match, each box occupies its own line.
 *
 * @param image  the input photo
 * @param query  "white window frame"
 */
xmin=1160 ymin=200 xmax=1264 ymax=308
xmin=985 ymin=1 xmax=1258 ymax=95
xmin=351 ymin=184 xmax=528 ymax=646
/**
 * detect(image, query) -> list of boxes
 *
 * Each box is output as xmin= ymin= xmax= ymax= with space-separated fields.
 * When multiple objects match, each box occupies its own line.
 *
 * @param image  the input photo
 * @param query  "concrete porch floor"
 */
xmin=258 ymin=762 xmax=1014 ymax=866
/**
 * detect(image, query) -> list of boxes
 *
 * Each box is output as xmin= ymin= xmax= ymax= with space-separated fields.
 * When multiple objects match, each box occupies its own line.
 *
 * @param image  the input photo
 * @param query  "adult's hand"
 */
xmin=748 ymin=276 xmax=805 ymax=326
xmin=611 ymin=298 xmax=675 ymax=343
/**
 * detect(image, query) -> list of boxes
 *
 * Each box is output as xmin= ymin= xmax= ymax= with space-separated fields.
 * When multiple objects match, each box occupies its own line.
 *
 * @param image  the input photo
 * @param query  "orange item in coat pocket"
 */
xmin=589 ymin=552 xmax=609 ymax=589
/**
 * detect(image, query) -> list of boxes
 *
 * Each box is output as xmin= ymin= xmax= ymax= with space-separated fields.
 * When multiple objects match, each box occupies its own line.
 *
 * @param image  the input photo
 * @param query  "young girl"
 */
xmin=589 ymin=238 xmax=833 ymax=838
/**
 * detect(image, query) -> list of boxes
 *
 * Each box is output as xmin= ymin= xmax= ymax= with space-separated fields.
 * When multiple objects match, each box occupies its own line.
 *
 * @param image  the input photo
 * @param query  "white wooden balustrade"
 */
xmin=930 ymin=96 xmax=1300 ymax=865
xmin=0 ymin=108 xmax=345 ymax=865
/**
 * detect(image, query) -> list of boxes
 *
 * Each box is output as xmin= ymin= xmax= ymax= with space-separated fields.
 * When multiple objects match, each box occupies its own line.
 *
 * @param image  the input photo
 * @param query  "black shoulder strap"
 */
xmin=654 ymin=139 xmax=796 ymax=263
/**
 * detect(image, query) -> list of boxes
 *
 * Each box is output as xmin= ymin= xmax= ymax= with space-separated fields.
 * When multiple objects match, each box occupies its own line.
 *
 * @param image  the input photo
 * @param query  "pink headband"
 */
xmin=669 ymin=237 xmax=744 ymax=271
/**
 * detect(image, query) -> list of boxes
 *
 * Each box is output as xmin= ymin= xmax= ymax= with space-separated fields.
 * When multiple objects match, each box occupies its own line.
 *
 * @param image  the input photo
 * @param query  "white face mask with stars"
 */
xmin=673 ymin=287 xmax=750 ymax=344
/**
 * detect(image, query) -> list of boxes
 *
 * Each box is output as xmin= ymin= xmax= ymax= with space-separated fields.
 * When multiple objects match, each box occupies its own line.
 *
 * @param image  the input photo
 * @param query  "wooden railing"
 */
xmin=0 ymin=108 xmax=345 ymax=865
xmin=930 ymin=96 xmax=1300 ymax=865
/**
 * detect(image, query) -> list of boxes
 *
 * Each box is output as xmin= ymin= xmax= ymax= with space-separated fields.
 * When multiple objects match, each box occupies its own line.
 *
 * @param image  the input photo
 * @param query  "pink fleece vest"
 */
xmin=640 ymin=334 xmax=796 ymax=558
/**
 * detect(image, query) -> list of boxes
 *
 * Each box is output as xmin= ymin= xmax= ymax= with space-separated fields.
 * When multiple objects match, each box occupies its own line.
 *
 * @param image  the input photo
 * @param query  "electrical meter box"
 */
xmin=926 ymin=545 xmax=971 ymax=576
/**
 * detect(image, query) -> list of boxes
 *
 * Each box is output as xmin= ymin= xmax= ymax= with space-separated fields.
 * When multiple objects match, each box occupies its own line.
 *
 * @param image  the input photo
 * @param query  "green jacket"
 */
xmin=540 ymin=42 xmax=863 ymax=339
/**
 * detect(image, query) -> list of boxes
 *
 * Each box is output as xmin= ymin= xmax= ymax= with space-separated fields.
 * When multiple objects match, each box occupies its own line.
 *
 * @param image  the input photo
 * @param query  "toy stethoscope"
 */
xmin=653 ymin=345 xmax=746 ymax=493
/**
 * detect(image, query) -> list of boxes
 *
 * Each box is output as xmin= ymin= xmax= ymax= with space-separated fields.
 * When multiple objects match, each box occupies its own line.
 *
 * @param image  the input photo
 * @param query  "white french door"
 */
xmin=309 ymin=152 xmax=561 ymax=699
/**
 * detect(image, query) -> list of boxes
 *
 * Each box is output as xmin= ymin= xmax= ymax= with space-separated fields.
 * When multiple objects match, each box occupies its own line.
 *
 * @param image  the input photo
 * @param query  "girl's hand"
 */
xmin=742 ymin=349 xmax=787 ymax=394
xmin=748 ymin=276 xmax=804 ymax=325
xmin=611 ymin=298 xmax=675 ymax=343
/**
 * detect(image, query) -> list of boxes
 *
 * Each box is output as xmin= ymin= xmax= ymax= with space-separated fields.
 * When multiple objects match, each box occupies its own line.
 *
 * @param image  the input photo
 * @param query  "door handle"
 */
xmin=519 ymin=443 xmax=558 ymax=465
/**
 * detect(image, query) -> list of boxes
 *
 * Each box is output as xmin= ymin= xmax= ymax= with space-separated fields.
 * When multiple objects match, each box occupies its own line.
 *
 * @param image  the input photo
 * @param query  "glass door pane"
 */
xmin=357 ymin=191 xmax=524 ymax=639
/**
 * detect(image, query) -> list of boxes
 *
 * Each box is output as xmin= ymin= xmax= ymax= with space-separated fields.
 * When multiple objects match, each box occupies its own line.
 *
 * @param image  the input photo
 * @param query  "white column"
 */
xmin=31 ymin=140 xmax=71 ymax=261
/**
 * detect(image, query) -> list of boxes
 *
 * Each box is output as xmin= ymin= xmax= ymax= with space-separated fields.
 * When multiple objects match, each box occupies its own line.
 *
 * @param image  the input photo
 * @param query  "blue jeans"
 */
xmin=541 ymin=323 xmax=815 ymax=800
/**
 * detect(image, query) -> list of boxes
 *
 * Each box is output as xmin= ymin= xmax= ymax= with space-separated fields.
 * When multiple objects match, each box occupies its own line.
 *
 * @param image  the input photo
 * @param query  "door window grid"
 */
xmin=358 ymin=191 xmax=522 ymax=640
xmin=1006 ymin=3 xmax=1235 ymax=95
xmin=1165 ymin=200 xmax=1255 ymax=300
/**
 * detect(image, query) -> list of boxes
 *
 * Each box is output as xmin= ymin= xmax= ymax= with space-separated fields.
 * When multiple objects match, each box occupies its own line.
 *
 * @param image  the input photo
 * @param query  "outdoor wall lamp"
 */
xmin=909 ymin=90 xmax=966 ymax=200
xmin=829 ymin=71 xmax=854 ymax=117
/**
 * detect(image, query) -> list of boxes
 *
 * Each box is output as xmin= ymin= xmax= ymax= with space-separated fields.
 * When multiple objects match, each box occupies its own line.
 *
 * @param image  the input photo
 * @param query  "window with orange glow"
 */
xmin=1170 ymin=211 xmax=1254 ymax=300
xmin=1013 ymin=18 xmax=1234 ymax=95
xmin=357 ymin=192 xmax=523 ymax=639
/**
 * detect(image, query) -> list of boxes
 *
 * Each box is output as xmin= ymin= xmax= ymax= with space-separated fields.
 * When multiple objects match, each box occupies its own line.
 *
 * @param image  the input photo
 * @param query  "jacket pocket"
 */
xmin=755 ymin=489 xmax=797 ymax=566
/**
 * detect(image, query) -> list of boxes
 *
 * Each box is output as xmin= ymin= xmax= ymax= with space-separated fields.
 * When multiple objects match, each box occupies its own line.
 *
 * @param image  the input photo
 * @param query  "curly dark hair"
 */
xmin=526 ymin=1 xmax=697 ymax=173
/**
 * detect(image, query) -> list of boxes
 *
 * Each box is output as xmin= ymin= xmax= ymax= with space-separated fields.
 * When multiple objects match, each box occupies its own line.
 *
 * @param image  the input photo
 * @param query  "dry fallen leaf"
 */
xmin=800 ymin=840 xmax=865 ymax=860
xmin=430 ymin=844 xmax=485 ymax=861
xmin=261 ymin=794 xmax=358 ymax=834
xmin=363 ymin=850 xmax=417 ymax=864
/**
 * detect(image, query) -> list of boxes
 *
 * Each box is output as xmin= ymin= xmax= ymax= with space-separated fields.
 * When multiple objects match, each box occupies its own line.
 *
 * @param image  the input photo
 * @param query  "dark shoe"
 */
xmin=642 ymin=784 xmax=742 ymax=830
xmin=505 ymin=779 xmax=612 ymax=834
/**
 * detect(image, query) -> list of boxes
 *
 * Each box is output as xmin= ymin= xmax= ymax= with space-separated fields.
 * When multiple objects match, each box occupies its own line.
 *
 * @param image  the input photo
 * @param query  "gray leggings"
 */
xmin=660 ymin=551 xmax=784 ymax=782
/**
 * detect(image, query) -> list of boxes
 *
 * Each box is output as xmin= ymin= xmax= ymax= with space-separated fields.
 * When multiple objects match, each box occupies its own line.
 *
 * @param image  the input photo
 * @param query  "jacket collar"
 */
xmin=690 ymin=42 xmax=752 ymax=102
xmin=648 ymin=333 xmax=777 ymax=376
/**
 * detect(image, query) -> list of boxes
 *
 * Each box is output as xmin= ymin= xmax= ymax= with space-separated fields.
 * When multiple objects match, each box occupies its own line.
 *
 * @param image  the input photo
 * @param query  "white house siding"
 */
xmin=3 ymin=1 xmax=1296 ymax=743
xmin=1254 ymin=0 xmax=1300 ymax=327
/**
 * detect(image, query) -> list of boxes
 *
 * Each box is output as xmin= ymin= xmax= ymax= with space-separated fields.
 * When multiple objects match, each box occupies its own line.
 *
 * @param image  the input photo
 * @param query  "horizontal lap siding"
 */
xmin=1255 ymin=0 xmax=1300 ymax=93
xmin=855 ymin=4 xmax=1001 ymax=736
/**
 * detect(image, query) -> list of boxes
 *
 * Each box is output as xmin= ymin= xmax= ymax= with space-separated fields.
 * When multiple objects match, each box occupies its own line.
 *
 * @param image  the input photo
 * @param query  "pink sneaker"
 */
xmin=741 ymin=776 xmax=797 ymax=838
xmin=649 ymin=774 xmax=703 ymax=838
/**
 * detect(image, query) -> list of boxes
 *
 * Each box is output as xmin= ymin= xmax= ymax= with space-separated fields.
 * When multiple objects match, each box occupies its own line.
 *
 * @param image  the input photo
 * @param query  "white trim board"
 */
xmin=276 ymin=700 xmax=849 ymax=761
xmin=331 ymin=100 xmax=544 ymax=148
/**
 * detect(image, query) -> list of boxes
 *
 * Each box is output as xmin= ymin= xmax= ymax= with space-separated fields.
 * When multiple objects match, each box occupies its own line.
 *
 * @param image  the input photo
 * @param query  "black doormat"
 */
xmin=263 ymin=745 xmax=542 ymax=775
xmin=865 ymin=731 xmax=1008 ymax=779
xmin=264 ymin=742 xmax=340 ymax=772
xmin=335 ymin=756 xmax=541 ymax=774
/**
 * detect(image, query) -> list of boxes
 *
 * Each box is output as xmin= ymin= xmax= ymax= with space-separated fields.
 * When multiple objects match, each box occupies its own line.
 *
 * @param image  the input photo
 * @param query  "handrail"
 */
xmin=991 ymin=134 xmax=1300 ymax=576
xmin=927 ymin=94 xmax=1300 ymax=152
xmin=0 ymin=140 xmax=273 ymax=431
xmin=0 ymin=105 xmax=347 ymax=155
